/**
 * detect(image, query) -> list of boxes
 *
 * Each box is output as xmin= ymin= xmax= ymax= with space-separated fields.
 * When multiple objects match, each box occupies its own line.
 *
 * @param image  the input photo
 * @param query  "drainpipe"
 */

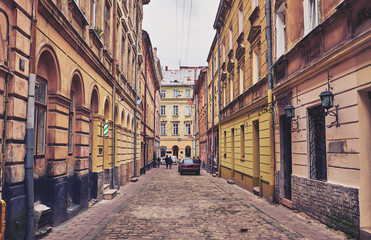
xmin=266 ymin=0 xmax=275 ymax=201
xmin=217 ymin=29 xmax=221 ymax=176
xmin=0 ymin=8 xmax=10 ymax=200
xmin=211 ymin=53 xmax=214 ymax=174
xmin=111 ymin=0 xmax=117 ymax=189
xmin=205 ymin=71 xmax=209 ymax=172
xmin=25 ymin=0 xmax=38 ymax=238
xmin=133 ymin=0 xmax=139 ymax=178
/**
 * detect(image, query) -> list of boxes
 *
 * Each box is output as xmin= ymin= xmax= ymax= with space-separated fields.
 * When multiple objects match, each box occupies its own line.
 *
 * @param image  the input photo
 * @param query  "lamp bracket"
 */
xmin=324 ymin=105 xmax=340 ymax=128
xmin=291 ymin=116 xmax=299 ymax=132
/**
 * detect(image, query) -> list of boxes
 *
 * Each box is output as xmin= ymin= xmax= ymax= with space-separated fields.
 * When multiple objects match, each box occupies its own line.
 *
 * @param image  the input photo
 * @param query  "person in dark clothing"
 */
xmin=169 ymin=156 xmax=173 ymax=169
xmin=165 ymin=155 xmax=169 ymax=169
xmin=157 ymin=157 xmax=161 ymax=167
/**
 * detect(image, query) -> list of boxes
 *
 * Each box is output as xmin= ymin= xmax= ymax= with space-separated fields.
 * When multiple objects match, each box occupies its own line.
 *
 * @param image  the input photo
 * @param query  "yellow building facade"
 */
xmin=213 ymin=0 xmax=274 ymax=201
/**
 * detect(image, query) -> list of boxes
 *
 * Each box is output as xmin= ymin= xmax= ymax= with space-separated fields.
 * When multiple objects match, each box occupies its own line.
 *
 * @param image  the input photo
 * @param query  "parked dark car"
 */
xmin=179 ymin=158 xmax=200 ymax=175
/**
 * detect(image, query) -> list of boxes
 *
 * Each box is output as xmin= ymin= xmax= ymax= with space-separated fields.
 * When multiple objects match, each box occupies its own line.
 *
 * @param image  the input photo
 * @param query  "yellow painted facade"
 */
xmin=212 ymin=0 xmax=274 ymax=201
xmin=160 ymin=84 xmax=194 ymax=159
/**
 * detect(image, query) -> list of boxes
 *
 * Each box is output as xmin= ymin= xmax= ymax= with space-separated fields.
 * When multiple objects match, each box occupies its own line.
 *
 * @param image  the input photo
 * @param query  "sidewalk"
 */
xmin=42 ymin=167 xmax=163 ymax=240
xmin=205 ymin=173 xmax=347 ymax=240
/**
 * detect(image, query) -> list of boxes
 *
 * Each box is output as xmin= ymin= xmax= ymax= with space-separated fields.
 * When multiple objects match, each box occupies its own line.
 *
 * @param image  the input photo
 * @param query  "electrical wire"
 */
xmin=185 ymin=0 xmax=193 ymax=65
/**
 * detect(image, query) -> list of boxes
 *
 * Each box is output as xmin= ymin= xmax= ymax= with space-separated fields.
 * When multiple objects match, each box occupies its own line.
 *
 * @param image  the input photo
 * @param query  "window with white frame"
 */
xmin=186 ymin=89 xmax=191 ymax=98
xmin=222 ymin=42 xmax=226 ymax=62
xmin=160 ymin=89 xmax=166 ymax=98
xmin=173 ymin=89 xmax=179 ymax=98
xmin=173 ymin=105 xmax=178 ymax=116
xmin=160 ymin=123 xmax=166 ymax=135
xmin=68 ymin=91 xmax=75 ymax=154
xmin=173 ymin=123 xmax=178 ymax=135
xmin=34 ymin=79 xmax=47 ymax=156
xmin=252 ymin=49 xmax=260 ymax=84
xmin=91 ymin=0 xmax=96 ymax=27
xmin=252 ymin=0 xmax=258 ymax=9
xmin=185 ymin=105 xmax=191 ymax=116
xmin=238 ymin=4 xmax=243 ymax=34
xmin=303 ymin=0 xmax=319 ymax=35
xmin=160 ymin=105 xmax=166 ymax=116
xmin=229 ymin=77 xmax=233 ymax=102
xmin=185 ymin=123 xmax=191 ymax=135
xmin=229 ymin=26 xmax=233 ymax=50
xmin=276 ymin=3 xmax=286 ymax=59
xmin=239 ymin=66 xmax=244 ymax=95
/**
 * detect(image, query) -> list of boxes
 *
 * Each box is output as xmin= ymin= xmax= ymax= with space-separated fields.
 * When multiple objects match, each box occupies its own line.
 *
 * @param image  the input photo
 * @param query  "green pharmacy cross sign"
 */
xmin=104 ymin=123 xmax=109 ymax=137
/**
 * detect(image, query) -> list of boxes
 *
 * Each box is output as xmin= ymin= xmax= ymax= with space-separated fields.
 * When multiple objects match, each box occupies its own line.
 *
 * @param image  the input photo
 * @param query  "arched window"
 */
xmin=185 ymin=146 xmax=191 ymax=157
xmin=34 ymin=77 xmax=47 ymax=156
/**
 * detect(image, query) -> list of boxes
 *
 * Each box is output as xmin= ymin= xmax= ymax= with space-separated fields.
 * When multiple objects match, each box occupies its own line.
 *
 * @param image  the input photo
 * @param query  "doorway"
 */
xmin=252 ymin=120 xmax=260 ymax=188
xmin=280 ymin=115 xmax=292 ymax=200
xmin=172 ymin=146 xmax=179 ymax=158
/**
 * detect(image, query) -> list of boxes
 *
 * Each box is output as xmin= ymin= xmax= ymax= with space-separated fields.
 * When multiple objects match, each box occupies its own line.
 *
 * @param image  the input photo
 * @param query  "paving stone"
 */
xmin=42 ymin=167 xmax=348 ymax=240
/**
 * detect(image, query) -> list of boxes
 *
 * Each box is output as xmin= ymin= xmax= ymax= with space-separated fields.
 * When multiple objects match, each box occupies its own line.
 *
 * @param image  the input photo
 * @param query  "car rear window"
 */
xmin=183 ymin=159 xmax=198 ymax=164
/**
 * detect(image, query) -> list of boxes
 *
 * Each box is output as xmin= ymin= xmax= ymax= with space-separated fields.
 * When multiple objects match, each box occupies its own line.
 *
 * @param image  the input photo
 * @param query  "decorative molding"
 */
xmin=247 ymin=25 xmax=261 ymax=43
xmin=237 ymin=31 xmax=244 ymax=44
xmin=235 ymin=44 xmax=245 ymax=60
xmin=89 ymin=28 xmax=104 ymax=49
xmin=67 ymin=0 xmax=89 ymax=27
xmin=248 ymin=6 xmax=260 ymax=24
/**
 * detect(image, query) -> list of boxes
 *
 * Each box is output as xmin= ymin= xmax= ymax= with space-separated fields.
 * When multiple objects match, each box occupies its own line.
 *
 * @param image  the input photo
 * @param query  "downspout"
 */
xmin=266 ymin=0 xmax=275 ymax=201
xmin=133 ymin=0 xmax=139 ymax=178
xmin=111 ymin=0 xmax=117 ymax=189
xmin=211 ymin=53 xmax=214 ymax=174
xmin=217 ymin=29 xmax=221 ymax=177
xmin=25 ymin=0 xmax=38 ymax=238
xmin=205 ymin=71 xmax=209 ymax=172
xmin=143 ymin=51 xmax=147 ymax=173
xmin=0 ymin=8 xmax=10 ymax=200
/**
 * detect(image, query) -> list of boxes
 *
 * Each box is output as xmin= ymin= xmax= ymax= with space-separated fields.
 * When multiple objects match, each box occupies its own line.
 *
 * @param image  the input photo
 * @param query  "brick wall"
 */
xmin=292 ymin=175 xmax=359 ymax=237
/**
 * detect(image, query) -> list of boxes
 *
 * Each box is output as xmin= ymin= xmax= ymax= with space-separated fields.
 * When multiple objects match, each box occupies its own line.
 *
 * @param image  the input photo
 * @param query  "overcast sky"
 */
xmin=143 ymin=0 xmax=220 ymax=69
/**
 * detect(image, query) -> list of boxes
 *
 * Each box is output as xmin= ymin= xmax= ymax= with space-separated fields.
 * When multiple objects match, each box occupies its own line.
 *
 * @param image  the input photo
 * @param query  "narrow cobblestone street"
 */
xmin=43 ymin=167 xmax=347 ymax=240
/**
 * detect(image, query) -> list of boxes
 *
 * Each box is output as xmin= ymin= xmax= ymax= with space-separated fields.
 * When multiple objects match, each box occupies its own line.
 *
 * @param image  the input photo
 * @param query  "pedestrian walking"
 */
xmin=157 ymin=157 xmax=161 ymax=167
xmin=165 ymin=155 xmax=169 ymax=169
xmin=169 ymin=156 xmax=173 ymax=169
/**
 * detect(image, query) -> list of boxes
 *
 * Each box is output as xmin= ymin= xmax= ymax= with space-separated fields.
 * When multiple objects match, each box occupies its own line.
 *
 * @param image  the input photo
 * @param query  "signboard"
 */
xmin=103 ymin=123 xmax=109 ymax=137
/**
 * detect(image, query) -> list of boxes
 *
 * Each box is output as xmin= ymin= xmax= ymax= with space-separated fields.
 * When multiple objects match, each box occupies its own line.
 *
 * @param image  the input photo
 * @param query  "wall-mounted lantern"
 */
xmin=319 ymin=90 xmax=339 ymax=128
xmin=284 ymin=104 xmax=299 ymax=132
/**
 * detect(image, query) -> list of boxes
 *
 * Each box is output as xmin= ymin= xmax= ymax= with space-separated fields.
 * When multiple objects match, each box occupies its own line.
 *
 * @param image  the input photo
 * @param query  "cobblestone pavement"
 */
xmin=43 ymin=167 xmax=347 ymax=240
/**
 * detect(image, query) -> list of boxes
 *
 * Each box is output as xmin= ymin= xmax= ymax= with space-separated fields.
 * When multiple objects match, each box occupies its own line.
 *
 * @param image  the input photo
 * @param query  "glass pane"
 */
xmin=35 ymin=81 xmax=47 ymax=105
xmin=34 ymin=108 xmax=38 ymax=155
xmin=37 ymin=109 xmax=46 ymax=155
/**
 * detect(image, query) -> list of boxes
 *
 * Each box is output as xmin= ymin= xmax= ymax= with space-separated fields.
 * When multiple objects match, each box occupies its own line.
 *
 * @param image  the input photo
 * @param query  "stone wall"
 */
xmin=292 ymin=175 xmax=359 ymax=237
xmin=275 ymin=171 xmax=280 ymax=203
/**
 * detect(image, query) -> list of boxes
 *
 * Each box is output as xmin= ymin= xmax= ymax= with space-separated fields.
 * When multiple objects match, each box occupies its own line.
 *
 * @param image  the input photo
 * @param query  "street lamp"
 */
xmin=284 ymin=104 xmax=299 ymax=132
xmin=319 ymin=90 xmax=339 ymax=128
xmin=319 ymin=90 xmax=334 ymax=109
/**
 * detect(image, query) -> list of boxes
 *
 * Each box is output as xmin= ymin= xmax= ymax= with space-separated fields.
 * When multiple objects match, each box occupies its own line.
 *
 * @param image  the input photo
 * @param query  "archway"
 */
xmin=172 ymin=146 xmax=179 ymax=158
xmin=185 ymin=146 xmax=191 ymax=158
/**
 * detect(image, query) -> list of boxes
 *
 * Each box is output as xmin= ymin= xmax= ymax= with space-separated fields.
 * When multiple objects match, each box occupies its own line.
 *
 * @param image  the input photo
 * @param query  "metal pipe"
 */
xmin=217 ymin=30 xmax=221 ymax=176
xmin=211 ymin=52 xmax=214 ymax=174
xmin=205 ymin=70 xmax=209 ymax=172
xmin=111 ymin=0 xmax=117 ymax=189
xmin=25 ymin=0 xmax=37 ymax=237
xmin=133 ymin=0 xmax=139 ymax=178
xmin=266 ymin=0 xmax=275 ymax=202
xmin=0 ymin=8 xmax=10 ymax=200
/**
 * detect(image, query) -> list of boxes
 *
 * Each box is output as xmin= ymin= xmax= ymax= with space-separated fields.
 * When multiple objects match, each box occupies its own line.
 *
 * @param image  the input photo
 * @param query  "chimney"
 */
xmin=153 ymin=47 xmax=157 ymax=59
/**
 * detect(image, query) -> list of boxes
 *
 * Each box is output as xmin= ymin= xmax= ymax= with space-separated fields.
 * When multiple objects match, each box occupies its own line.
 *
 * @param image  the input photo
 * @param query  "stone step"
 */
xmin=253 ymin=186 xmax=260 ymax=196
xmin=130 ymin=177 xmax=138 ymax=182
xmin=103 ymin=184 xmax=110 ymax=191
xmin=227 ymin=179 xmax=235 ymax=184
xmin=103 ymin=189 xmax=118 ymax=200
xmin=361 ymin=228 xmax=371 ymax=240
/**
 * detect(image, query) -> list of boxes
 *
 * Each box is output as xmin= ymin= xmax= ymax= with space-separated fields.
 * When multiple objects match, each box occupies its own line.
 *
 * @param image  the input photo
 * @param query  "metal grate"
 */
xmin=308 ymin=106 xmax=327 ymax=181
